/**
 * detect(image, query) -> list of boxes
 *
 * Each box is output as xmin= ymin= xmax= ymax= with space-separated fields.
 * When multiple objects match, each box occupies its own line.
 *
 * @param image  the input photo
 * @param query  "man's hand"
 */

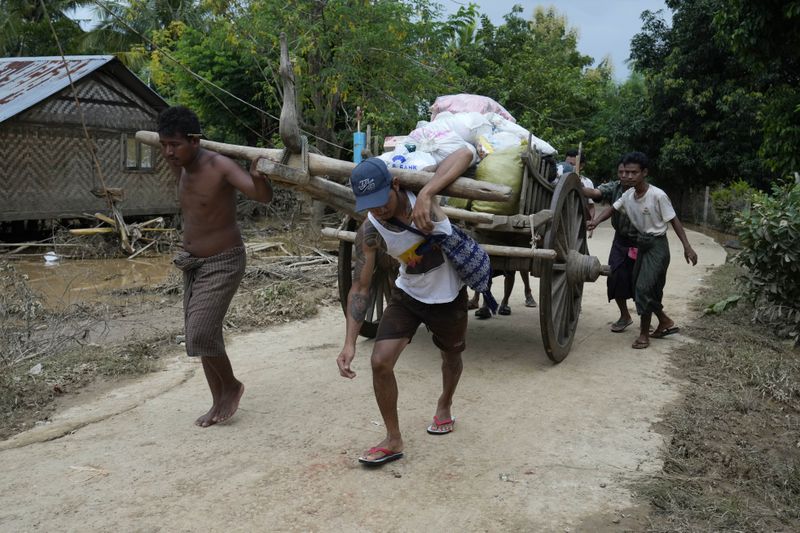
xmin=411 ymin=192 xmax=434 ymax=233
xmin=249 ymin=157 xmax=266 ymax=179
xmin=684 ymin=246 xmax=698 ymax=266
xmin=586 ymin=219 xmax=598 ymax=231
xmin=336 ymin=346 xmax=357 ymax=379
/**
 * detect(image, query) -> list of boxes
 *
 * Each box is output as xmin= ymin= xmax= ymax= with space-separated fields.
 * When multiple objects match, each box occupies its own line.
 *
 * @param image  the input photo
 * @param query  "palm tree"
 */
xmin=83 ymin=0 xmax=209 ymax=54
xmin=1 ymin=0 xmax=90 ymax=56
xmin=444 ymin=3 xmax=483 ymax=51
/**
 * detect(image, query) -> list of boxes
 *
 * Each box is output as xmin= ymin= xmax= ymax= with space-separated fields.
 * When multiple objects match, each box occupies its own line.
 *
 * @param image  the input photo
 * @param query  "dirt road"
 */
xmin=0 ymin=225 xmax=725 ymax=532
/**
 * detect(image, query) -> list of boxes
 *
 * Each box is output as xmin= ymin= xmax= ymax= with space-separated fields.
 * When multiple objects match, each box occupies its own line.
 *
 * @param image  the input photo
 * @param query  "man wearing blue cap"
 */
xmin=336 ymin=148 xmax=474 ymax=466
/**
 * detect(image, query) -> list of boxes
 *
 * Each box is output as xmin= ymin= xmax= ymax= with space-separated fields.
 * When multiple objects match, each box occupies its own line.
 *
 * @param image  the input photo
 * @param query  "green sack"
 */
xmin=470 ymin=143 xmax=525 ymax=215
xmin=446 ymin=196 xmax=471 ymax=210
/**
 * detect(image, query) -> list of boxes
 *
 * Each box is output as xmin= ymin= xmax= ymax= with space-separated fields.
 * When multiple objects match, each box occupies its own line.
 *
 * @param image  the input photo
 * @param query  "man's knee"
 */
xmin=371 ymin=351 xmax=396 ymax=374
xmin=185 ymin=325 xmax=220 ymax=354
xmin=440 ymin=350 xmax=463 ymax=366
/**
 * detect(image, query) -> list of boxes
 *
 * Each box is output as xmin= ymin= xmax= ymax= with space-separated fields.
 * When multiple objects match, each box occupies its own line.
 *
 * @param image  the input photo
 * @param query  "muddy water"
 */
xmin=16 ymin=255 xmax=175 ymax=309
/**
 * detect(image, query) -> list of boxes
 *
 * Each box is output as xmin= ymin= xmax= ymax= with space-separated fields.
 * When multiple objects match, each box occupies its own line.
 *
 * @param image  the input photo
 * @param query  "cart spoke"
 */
xmin=560 ymin=282 xmax=573 ymax=342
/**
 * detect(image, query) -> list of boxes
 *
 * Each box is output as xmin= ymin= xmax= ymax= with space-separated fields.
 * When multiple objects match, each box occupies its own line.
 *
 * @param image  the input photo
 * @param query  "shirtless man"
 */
xmin=158 ymin=106 xmax=272 ymax=426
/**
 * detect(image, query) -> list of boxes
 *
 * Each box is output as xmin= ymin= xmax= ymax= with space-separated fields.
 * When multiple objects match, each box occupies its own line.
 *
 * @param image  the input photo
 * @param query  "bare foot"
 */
xmin=212 ymin=382 xmax=245 ymax=423
xmin=195 ymin=406 xmax=219 ymax=427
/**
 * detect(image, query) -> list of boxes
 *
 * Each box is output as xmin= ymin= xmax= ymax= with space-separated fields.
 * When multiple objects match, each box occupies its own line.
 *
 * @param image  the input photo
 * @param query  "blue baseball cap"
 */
xmin=350 ymin=158 xmax=393 ymax=212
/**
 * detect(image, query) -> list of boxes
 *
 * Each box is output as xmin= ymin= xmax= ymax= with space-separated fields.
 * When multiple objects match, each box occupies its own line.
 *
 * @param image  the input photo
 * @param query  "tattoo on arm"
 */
xmin=363 ymin=222 xmax=382 ymax=250
xmin=353 ymin=222 xmax=384 ymax=281
xmin=350 ymin=293 xmax=368 ymax=322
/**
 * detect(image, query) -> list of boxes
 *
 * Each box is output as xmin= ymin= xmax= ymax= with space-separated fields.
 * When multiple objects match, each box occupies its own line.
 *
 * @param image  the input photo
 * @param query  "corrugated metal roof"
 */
xmin=0 ymin=55 xmax=115 ymax=123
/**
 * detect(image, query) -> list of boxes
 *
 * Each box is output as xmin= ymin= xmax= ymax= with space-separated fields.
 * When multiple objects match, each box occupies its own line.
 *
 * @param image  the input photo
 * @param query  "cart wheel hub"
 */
xmin=566 ymin=250 xmax=603 ymax=285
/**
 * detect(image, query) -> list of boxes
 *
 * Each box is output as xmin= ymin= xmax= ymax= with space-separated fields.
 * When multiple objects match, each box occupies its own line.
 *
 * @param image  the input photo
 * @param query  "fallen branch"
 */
xmin=127 ymin=240 xmax=156 ymax=260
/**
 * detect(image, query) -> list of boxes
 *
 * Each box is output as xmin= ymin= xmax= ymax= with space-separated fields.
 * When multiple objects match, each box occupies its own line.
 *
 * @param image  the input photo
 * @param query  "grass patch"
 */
xmin=639 ymin=262 xmax=800 ymax=531
xmin=0 ymin=342 xmax=159 ymax=439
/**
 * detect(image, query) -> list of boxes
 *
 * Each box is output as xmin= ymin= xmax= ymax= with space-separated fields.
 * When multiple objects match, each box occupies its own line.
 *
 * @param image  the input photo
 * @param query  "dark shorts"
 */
xmin=375 ymin=286 xmax=468 ymax=353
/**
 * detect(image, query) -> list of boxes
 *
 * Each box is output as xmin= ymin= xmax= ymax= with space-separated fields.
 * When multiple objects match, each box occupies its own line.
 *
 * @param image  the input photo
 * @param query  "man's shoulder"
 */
xmin=647 ymin=184 xmax=669 ymax=199
xmin=618 ymin=186 xmax=635 ymax=200
xmin=204 ymin=150 xmax=236 ymax=170
xmin=359 ymin=218 xmax=384 ymax=248
xmin=598 ymin=180 xmax=620 ymax=192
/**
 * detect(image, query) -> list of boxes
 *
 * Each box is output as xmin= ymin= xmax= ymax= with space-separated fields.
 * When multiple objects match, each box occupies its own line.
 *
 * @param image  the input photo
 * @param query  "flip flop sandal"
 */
xmin=427 ymin=416 xmax=455 ymax=435
xmin=611 ymin=318 xmax=634 ymax=332
xmin=651 ymin=326 xmax=680 ymax=338
xmin=632 ymin=339 xmax=650 ymax=349
xmin=524 ymin=294 xmax=537 ymax=308
xmin=498 ymin=304 xmax=511 ymax=316
xmin=358 ymin=447 xmax=404 ymax=466
xmin=474 ymin=307 xmax=491 ymax=319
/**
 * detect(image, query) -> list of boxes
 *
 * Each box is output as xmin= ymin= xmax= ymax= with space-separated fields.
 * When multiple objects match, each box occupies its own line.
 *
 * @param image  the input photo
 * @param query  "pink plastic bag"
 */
xmin=430 ymin=94 xmax=516 ymax=123
xmin=628 ymin=247 xmax=638 ymax=260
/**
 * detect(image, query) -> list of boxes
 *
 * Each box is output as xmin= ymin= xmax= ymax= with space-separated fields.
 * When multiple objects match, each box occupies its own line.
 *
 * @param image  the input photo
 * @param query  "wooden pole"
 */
xmin=135 ymin=131 xmax=512 ymax=203
xmin=320 ymin=228 xmax=556 ymax=259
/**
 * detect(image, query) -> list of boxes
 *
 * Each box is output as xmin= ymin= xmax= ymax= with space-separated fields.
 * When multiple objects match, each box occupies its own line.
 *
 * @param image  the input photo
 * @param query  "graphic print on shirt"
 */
xmin=397 ymin=238 xmax=445 ymax=274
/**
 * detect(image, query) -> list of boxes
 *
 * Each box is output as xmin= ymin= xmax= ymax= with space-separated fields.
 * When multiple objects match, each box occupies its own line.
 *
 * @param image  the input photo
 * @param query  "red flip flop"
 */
xmin=358 ymin=447 xmax=404 ymax=466
xmin=427 ymin=415 xmax=455 ymax=435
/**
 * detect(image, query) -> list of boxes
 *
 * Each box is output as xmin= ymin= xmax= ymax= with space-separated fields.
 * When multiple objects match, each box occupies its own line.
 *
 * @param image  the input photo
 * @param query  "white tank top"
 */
xmin=367 ymin=191 xmax=464 ymax=303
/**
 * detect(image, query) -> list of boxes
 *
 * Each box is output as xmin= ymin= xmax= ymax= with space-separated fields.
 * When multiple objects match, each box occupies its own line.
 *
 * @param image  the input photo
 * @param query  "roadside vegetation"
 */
xmin=639 ymin=262 xmax=800 ymax=531
xmin=639 ymin=181 xmax=800 ymax=531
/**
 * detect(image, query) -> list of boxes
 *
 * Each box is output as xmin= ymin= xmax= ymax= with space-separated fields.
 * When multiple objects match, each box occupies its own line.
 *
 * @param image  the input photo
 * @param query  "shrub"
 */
xmin=711 ymin=179 xmax=757 ymax=232
xmin=734 ymin=181 xmax=800 ymax=343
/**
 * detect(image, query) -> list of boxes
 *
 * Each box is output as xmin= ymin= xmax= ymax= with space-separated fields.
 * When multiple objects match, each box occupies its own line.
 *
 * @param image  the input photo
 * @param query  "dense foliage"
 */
xmin=734 ymin=182 xmax=800 ymax=342
xmin=5 ymin=1 xmax=800 ymax=188
xmin=629 ymin=0 xmax=800 ymax=191
xmin=710 ymin=179 xmax=756 ymax=231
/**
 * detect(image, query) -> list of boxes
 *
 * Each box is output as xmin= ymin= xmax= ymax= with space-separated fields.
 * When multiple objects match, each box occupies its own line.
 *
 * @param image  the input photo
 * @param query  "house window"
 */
xmin=123 ymin=134 xmax=154 ymax=170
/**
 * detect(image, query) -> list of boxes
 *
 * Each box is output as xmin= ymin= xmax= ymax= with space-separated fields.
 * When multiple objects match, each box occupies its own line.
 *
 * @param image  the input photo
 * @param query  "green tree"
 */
xmin=629 ymin=0 xmax=771 ymax=190
xmin=83 ymin=0 xmax=210 ymax=72
xmin=1 ymin=0 xmax=87 ymax=56
xmin=583 ymin=73 xmax=650 ymax=181
xmin=451 ymin=5 xmax=606 ymax=158
xmin=152 ymin=0 xmax=456 ymax=155
xmin=150 ymin=19 xmax=273 ymax=146
xmin=713 ymin=0 xmax=800 ymax=174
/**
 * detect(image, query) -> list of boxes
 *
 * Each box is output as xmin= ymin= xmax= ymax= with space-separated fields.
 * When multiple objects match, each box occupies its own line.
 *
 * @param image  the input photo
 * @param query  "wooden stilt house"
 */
xmin=0 ymin=55 xmax=177 ymax=222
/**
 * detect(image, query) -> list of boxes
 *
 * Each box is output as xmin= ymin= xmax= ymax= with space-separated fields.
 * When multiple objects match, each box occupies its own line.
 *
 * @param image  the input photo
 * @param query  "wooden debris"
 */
xmin=69 ymin=227 xmax=116 ymax=235
xmin=245 ymin=242 xmax=285 ymax=253
xmin=127 ymin=240 xmax=156 ymax=260
xmin=93 ymin=212 xmax=117 ymax=227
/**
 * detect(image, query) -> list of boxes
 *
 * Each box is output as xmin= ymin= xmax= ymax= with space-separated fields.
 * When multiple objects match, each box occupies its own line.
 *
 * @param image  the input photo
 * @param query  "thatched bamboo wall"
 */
xmin=0 ymin=74 xmax=177 ymax=222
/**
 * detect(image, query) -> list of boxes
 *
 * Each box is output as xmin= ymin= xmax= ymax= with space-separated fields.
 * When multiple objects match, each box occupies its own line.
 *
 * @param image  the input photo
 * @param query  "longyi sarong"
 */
xmin=607 ymin=233 xmax=635 ymax=302
xmin=173 ymin=246 xmax=246 ymax=357
xmin=632 ymin=233 xmax=669 ymax=315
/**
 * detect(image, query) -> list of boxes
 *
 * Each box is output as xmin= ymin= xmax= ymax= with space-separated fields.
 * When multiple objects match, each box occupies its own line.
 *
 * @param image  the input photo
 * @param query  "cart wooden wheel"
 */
xmin=539 ymin=173 xmax=590 ymax=363
xmin=337 ymin=217 xmax=398 ymax=338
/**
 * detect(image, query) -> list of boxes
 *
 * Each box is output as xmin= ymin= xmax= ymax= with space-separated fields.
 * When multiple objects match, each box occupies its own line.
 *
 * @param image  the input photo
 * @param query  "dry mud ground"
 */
xmin=0 ymin=225 xmax=725 ymax=532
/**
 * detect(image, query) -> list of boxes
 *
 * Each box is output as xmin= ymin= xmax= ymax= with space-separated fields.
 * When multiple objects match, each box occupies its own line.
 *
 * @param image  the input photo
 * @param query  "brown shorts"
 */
xmin=375 ymin=286 xmax=468 ymax=353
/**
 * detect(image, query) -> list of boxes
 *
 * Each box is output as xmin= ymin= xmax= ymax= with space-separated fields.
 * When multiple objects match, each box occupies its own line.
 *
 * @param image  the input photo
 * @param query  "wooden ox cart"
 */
xmin=137 ymin=35 xmax=607 ymax=363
